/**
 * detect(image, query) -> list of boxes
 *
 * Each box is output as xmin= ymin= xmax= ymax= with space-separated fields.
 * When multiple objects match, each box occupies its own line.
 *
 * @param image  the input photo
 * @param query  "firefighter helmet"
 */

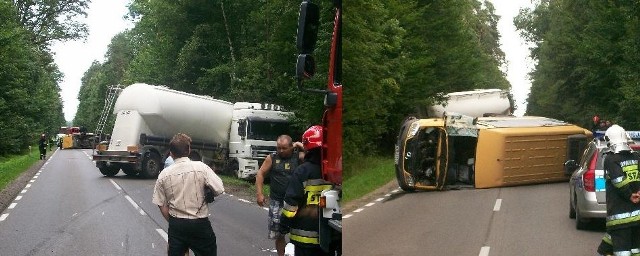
xmin=605 ymin=124 xmax=631 ymax=153
xmin=302 ymin=125 xmax=323 ymax=151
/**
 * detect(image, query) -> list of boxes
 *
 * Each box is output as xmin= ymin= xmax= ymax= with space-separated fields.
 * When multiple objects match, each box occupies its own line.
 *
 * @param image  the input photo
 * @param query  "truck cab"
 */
xmin=229 ymin=102 xmax=293 ymax=179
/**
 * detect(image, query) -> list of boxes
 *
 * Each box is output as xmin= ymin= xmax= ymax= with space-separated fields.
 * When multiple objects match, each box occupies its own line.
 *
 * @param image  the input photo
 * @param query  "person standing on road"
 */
xmin=280 ymin=126 xmax=334 ymax=256
xmin=255 ymin=135 xmax=304 ymax=256
xmin=596 ymin=125 xmax=640 ymax=256
xmin=38 ymin=134 xmax=47 ymax=160
xmin=152 ymin=133 xmax=225 ymax=256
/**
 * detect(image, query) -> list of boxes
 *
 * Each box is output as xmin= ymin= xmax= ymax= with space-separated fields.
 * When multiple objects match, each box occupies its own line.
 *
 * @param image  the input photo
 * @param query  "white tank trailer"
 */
xmin=427 ymin=89 xmax=512 ymax=118
xmin=93 ymin=83 xmax=293 ymax=179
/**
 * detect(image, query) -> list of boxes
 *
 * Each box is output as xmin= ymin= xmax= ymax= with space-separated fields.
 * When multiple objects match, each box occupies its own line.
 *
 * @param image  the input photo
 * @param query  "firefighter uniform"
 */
xmin=280 ymin=150 xmax=332 ymax=256
xmin=602 ymin=150 xmax=640 ymax=255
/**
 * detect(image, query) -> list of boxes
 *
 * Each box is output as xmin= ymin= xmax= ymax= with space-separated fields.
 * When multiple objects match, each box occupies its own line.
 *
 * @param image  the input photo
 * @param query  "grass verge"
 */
xmin=342 ymin=156 xmax=395 ymax=203
xmin=219 ymin=175 xmax=270 ymax=198
xmin=0 ymin=147 xmax=40 ymax=191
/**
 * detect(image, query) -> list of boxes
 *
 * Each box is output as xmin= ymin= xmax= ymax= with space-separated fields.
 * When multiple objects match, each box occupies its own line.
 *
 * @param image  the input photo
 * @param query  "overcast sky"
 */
xmin=51 ymin=0 xmax=133 ymax=122
xmin=52 ymin=0 xmax=536 ymax=121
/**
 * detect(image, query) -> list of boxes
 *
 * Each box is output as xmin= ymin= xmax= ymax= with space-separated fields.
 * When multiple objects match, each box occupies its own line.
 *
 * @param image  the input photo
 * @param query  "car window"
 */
xmin=579 ymin=143 xmax=596 ymax=169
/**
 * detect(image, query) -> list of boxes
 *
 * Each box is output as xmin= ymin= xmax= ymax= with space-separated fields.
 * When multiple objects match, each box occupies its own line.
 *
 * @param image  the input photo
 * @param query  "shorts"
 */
xmin=268 ymin=199 xmax=289 ymax=239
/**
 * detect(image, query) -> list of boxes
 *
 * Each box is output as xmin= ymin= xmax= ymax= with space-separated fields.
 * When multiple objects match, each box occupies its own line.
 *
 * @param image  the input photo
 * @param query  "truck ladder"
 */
xmin=95 ymin=84 xmax=124 ymax=137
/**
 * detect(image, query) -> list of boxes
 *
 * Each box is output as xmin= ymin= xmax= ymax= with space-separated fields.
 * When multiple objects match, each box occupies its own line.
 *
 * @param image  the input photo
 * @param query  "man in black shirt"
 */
xmin=255 ymin=135 xmax=304 ymax=256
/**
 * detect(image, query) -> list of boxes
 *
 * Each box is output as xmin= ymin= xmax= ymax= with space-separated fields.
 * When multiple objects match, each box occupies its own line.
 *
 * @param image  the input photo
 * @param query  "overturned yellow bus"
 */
xmin=394 ymin=114 xmax=592 ymax=191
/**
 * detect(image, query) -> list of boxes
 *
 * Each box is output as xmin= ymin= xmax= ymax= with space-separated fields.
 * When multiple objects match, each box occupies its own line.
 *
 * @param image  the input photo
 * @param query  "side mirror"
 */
xmin=296 ymin=1 xmax=320 ymax=54
xmin=564 ymin=159 xmax=579 ymax=176
xmin=296 ymin=54 xmax=316 ymax=80
xmin=238 ymin=119 xmax=247 ymax=138
xmin=324 ymin=92 xmax=337 ymax=107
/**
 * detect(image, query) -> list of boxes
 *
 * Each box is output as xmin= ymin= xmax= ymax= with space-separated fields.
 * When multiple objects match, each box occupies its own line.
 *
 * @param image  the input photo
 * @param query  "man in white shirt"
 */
xmin=152 ymin=133 xmax=224 ymax=256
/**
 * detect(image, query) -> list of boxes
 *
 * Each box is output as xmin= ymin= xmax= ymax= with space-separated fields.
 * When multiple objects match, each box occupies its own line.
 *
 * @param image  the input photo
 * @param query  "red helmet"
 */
xmin=302 ymin=125 xmax=323 ymax=151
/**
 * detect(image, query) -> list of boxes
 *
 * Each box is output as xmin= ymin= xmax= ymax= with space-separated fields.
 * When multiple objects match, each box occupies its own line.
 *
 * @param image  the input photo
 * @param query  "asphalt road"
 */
xmin=343 ymin=182 xmax=605 ymax=256
xmin=0 ymin=149 xmax=276 ymax=256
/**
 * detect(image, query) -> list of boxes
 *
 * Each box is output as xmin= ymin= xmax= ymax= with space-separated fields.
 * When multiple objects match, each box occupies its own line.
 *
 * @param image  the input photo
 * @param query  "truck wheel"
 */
xmin=224 ymin=160 xmax=239 ymax=176
xmin=122 ymin=165 xmax=138 ymax=176
xmin=141 ymin=152 xmax=161 ymax=178
xmin=99 ymin=165 xmax=120 ymax=177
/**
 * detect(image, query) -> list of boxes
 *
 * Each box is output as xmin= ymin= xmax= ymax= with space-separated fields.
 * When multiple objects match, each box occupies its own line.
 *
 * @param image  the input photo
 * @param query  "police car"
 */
xmin=565 ymin=130 xmax=640 ymax=230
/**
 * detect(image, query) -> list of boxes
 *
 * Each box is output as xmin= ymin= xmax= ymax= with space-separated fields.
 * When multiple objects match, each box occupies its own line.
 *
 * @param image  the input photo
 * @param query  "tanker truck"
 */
xmin=92 ymin=83 xmax=293 ymax=179
xmin=427 ymin=88 xmax=512 ymax=118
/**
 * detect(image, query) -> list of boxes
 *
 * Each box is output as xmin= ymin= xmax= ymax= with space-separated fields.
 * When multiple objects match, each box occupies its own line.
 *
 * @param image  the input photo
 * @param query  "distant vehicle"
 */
xmin=565 ymin=130 xmax=640 ymax=229
xmin=59 ymin=126 xmax=96 ymax=149
xmin=92 ymin=83 xmax=293 ymax=179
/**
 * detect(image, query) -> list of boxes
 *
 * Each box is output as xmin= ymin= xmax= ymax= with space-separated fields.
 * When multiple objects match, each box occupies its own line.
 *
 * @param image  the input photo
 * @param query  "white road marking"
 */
xmin=375 ymin=198 xmax=384 ymax=202
xmin=15 ymin=196 xmax=22 ymax=201
xmin=384 ymin=193 xmax=392 ymax=197
xmin=20 ymin=190 xmax=27 ymax=194
xmin=392 ymin=189 xmax=400 ymax=193
xmin=365 ymin=202 xmax=375 ymax=207
xmin=34 ymin=175 xmax=38 ymax=178
xmin=479 ymin=246 xmax=490 ymax=256
xmin=493 ymin=199 xmax=502 ymax=212
xmin=353 ymin=208 xmax=364 ymax=213
xmin=156 ymin=229 xmax=168 ymax=242
xmin=109 ymin=179 xmax=122 ymax=190
xmin=72 ymin=213 xmax=77 ymax=217
xmin=25 ymin=184 xmax=31 ymax=188
xmin=29 ymin=179 xmax=35 ymax=183
xmin=8 ymin=203 xmax=17 ymax=209
xmin=343 ymin=214 xmax=353 ymax=219
xmin=262 ymin=207 xmax=269 ymax=211
xmin=152 ymin=243 xmax=155 ymax=249
xmin=238 ymin=199 xmax=250 ymax=203
xmin=0 ymin=214 xmax=8 ymax=221
xmin=102 ymin=212 xmax=105 ymax=215
xmin=121 ymin=242 xmax=124 ymax=247
xmin=124 ymin=195 xmax=147 ymax=215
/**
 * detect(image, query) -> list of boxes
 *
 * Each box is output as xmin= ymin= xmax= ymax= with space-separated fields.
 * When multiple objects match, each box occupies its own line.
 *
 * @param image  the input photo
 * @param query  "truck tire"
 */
xmin=99 ymin=165 xmax=120 ymax=177
xmin=141 ymin=152 xmax=162 ymax=178
xmin=122 ymin=164 xmax=138 ymax=176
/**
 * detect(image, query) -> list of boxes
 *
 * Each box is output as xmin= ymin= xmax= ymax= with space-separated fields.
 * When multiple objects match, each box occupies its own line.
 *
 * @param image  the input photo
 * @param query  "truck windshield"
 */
xmin=248 ymin=120 xmax=291 ymax=141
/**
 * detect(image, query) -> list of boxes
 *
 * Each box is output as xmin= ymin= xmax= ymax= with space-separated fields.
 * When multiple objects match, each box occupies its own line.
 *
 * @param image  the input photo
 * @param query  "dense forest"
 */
xmin=15 ymin=0 xmax=637 ymax=162
xmin=73 ymin=0 xmax=509 ymax=162
xmin=516 ymin=0 xmax=640 ymax=129
xmin=0 ymin=1 xmax=83 ymax=155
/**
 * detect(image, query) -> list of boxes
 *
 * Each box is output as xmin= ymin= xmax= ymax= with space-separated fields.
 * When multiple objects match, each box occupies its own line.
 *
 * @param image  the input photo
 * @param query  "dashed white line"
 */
xmin=109 ymin=179 xmax=122 ymax=190
xmin=365 ymin=202 xmax=375 ymax=207
xmin=0 ymin=214 xmax=8 ymax=221
xmin=343 ymin=214 xmax=353 ymax=219
xmin=20 ymin=190 xmax=27 ymax=194
xmin=384 ymin=193 xmax=392 ymax=197
xmin=238 ymin=199 xmax=250 ymax=203
xmin=124 ymin=195 xmax=147 ymax=216
xmin=493 ymin=199 xmax=502 ymax=212
xmin=15 ymin=196 xmax=22 ymax=201
xmin=8 ymin=203 xmax=17 ymax=209
xmin=29 ymin=179 xmax=35 ymax=183
xmin=25 ymin=184 xmax=31 ymax=188
xmin=392 ymin=189 xmax=400 ymax=193
xmin=375 ymin=198 xmax=384 ymax=202
xmin=479 ymin=246 xmax=490 ymax=256
xmin=353 ymin=208 xmax=364 ymax=213
xmin=152 ymin=243 xmax=155 ymax=249
xmin=262 ymin=207 xmax=269 ymax=211
xmin=156 ymin=229 xmax=168 ymax=242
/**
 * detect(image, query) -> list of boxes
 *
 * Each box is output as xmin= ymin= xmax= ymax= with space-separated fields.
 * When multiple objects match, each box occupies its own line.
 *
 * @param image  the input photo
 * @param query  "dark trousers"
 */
xmin=294 ymin=245 xmax=331 ymax=256
xmin=168 ymin=216 xmax=217 ymax=256
xmin=610 ymin=226 xmax=640 ymax=254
